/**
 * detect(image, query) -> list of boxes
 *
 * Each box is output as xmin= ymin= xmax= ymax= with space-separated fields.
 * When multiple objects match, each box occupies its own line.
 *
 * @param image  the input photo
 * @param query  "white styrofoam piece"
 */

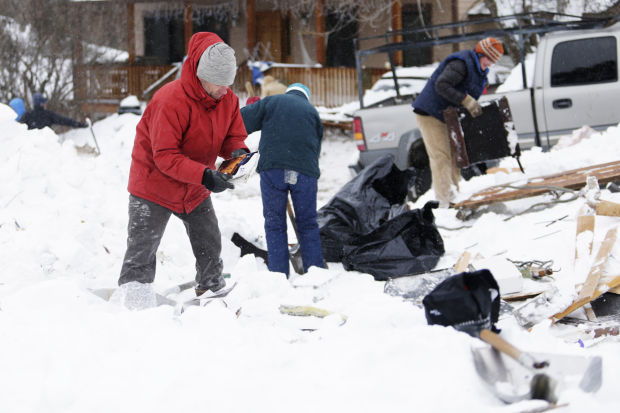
xmin=473 ymin=256 xmax=524 ymax=295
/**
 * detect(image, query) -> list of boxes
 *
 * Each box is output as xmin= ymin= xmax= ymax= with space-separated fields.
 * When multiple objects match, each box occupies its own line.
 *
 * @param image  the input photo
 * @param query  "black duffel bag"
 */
xmin=422 ymin=269 xmax=501 ymax=336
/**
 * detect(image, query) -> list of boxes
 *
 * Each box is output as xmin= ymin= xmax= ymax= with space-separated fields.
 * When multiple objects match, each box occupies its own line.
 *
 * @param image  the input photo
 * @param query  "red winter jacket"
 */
xmin=127 ymin=32 xmax=248 ymax=213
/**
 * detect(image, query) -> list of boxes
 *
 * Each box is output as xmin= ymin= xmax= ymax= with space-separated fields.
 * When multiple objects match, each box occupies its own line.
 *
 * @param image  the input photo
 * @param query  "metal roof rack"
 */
xmin=355 ymin=12 xmax=619 ymax=107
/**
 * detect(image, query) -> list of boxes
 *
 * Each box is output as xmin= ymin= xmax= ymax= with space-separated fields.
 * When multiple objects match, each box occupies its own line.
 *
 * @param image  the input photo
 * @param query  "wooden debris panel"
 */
xmin=445 ymin=96 xmax=518 ymax=169
xmin=454 ymin=160 xmax=620 ymax=210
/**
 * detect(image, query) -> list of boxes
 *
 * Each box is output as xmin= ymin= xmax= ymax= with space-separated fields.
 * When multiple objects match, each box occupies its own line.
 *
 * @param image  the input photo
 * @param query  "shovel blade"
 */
xmin=289 ymin=244 xmax=304 ymax=275
xmin=472 ymin=346 xmax=602 ymax=403
xmin=472 ymin=346 xmax=532 ymax=403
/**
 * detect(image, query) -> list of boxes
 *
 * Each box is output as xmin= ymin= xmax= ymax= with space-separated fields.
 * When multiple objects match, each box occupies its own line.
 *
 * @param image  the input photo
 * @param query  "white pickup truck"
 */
xmin=351 ymin=14 xmax=620 ymax=175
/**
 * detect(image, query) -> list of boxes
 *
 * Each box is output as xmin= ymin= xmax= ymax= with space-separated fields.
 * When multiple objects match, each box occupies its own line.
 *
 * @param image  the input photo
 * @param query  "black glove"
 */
xmin=79 ymin=122 xmax=88 ymax=128
xmin=202 ymin=168 xmax=234 ymax=193
xmin=230 ymin=148 xmax=250 ymax=158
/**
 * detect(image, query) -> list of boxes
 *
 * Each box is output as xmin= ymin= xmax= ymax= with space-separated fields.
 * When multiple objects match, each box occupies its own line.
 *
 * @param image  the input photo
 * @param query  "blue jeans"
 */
xmin=260 ymin=169 xmax=324 ymax=276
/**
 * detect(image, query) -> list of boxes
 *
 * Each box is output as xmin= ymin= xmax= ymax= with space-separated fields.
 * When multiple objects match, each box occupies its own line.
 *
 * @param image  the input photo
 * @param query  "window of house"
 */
xmin=401 ymin=4 xmax=431 ymax=67
xmin=326 ymin=10 xmax=357 ymax=67
xmin=144 ymin=13 xmax=185 ymax=64
xmin=551 ymin=36 xmax=618 ymax=87
xmin=143 ymin=8 xmax=230 ymax=64
xmin=193 ymin=11 xmax=229 ymax=44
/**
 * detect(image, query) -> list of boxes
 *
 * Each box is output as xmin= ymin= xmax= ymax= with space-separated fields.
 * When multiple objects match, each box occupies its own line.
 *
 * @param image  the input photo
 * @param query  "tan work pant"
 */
xmin=416 ymin=113 xmax=460 ymax=206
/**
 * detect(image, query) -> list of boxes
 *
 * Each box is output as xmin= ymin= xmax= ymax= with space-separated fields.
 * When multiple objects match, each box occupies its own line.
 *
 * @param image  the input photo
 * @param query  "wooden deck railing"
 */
xmin=75 ymin=64 xmax=386 ymax=109
xmin=233 ymin=66 xmax=387 ymax=107
xmin=75 ymin=64 xmax=176 ymax=102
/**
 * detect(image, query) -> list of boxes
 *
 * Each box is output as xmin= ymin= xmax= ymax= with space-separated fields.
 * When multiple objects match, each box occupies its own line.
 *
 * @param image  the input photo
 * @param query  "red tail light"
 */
xmin=353 ymin=116 xmax=366 ymax=151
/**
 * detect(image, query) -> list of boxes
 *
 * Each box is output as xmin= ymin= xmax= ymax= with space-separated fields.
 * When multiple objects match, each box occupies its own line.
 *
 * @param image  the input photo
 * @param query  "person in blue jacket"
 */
xmin=8 ymin=97 xmax=26 ymax=120
xmin=241 ymin=83 xmax=325 ymax=277
xmin=412 ymin=37 xmax=504 ymax=207
xmin=19 ymin=93 xmax=88 ymax=130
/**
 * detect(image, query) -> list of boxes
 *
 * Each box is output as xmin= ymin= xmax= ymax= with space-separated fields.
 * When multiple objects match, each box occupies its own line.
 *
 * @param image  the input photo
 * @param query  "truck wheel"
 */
xmin=408 ymin=138 xmax=430 ymax=170
xmin=407 ymin=139 xmax=431 ymax=202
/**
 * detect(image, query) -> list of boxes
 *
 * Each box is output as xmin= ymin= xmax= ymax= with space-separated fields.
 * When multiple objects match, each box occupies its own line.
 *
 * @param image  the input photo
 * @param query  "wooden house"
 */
xmin=72 ymin=0 xmax=485 ymax=117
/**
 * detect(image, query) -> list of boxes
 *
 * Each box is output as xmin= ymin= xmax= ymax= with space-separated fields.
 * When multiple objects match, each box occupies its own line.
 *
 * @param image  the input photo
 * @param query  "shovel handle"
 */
xmin=286 ymin=198 xmax=299 ymax=238
xmin=479 ymin=329 xmax=548 ymax=370
xmin=479 ymin=329 xmax=521 ymax=360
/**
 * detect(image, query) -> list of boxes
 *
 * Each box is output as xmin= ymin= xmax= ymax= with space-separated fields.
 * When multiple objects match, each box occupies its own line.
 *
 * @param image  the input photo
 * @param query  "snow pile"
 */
xmin=1 ymin=102 xmax=620 ymax=412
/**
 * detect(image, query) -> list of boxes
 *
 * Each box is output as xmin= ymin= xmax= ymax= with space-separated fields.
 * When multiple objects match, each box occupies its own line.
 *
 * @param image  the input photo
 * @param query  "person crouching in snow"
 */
xmin=19 ymin=93 xmax=88 ymax=130
xmin=412 ymin=37 xmax=504 ymax=207
xmin=241 ymin=83 xmax=325 ymax=277
xmin=9 ymin=97 xmax=26 ymax=120
xmin=118 ymin=32 xmax=249 ymax=307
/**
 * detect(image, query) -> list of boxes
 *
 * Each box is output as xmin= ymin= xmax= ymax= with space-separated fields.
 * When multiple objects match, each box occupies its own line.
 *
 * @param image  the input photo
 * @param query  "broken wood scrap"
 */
xmin=502 ymin=288 xmax=548 ymax=302
xmin=555 ymin=316 xmax=620 ymax=347
xmin=584 ymin=304 xmax=598 ymax=322
xmin=551 ymin=274 xmax=620 ymax=323
xmin=454 ymin=250 xmax=472 ymax=273
xmin=595 ymin=200 xmax=620 ymax=217
xmin=550 ymin=226 xmax=618 ymax=324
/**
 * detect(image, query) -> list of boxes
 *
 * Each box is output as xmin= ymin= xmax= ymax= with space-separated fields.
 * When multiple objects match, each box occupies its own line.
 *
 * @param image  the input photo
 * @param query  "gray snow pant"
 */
xmin=118 ymin=195 xmax=224 ymax=290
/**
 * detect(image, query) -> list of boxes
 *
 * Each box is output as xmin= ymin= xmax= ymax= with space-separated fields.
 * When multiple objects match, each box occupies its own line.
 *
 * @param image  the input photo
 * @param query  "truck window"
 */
xmin=551 ymin=36 xmax=617 ymax=87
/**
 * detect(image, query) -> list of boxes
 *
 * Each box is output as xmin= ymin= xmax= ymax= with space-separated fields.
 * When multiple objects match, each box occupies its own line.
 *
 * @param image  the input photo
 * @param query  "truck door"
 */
xmin=541 ymin=34 xmax=620 ymax=139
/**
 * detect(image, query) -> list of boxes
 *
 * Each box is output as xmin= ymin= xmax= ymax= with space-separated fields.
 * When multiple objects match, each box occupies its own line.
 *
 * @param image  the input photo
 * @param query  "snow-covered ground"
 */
xmin=2 ymin=100 xmax=620 ymax=412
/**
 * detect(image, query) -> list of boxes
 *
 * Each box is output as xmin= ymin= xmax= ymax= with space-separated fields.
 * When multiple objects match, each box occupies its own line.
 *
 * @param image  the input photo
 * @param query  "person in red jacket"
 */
xmin=118 ymin=32 xmax=248 ymax=307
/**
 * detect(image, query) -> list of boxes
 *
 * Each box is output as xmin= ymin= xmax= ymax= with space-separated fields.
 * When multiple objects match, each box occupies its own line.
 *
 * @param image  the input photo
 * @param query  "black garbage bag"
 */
xmin=341 ymin=201 xmax=444 ymax=280
xmin=317 ymin=154 xmax=418 ymax=262
xmin=422 ymin=269 xmax=501 ymax=336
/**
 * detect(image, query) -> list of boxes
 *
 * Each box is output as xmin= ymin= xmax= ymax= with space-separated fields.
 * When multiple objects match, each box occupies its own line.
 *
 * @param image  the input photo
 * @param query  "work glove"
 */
xmin=230 ymin=148 xmax=250 ymax=158
xmin=202 ymin=168 xmax=234 ymax=193
xmin=461 ymin=94 xmax=483 ymax=118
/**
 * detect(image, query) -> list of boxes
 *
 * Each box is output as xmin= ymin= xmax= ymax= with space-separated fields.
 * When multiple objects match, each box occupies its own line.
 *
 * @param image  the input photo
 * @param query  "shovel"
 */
xmin=85 ymin=117 xmax=101 ymax=155
xmin=423 ymin=270 xmax=602 ymax=404
xmin=287 ymin=197 xmax=304 ymax=275
xmin=471 ymin=341 xmax=602 ymax=404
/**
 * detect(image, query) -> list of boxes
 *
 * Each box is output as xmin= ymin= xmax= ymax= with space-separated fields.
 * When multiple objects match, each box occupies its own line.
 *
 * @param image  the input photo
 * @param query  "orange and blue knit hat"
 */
xmin=475 ymin=37 xmax=504 ymax=64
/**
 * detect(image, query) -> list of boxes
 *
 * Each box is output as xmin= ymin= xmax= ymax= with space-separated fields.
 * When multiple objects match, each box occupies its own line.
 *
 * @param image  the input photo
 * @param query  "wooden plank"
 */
xmin=577 ymin=226 xmax=617 ymax=301
xmin=321 ymin=120 xmax=352 ymax=131
xmin=454 ymin=160 xmax=620 ymax=210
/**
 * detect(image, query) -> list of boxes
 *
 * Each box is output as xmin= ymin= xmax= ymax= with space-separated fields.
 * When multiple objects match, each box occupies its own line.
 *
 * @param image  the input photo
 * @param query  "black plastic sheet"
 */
xmin=341 ymin=202 xmax=444 ymax=280
xmin=318 ymin=154 xmax=444 ymax=280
